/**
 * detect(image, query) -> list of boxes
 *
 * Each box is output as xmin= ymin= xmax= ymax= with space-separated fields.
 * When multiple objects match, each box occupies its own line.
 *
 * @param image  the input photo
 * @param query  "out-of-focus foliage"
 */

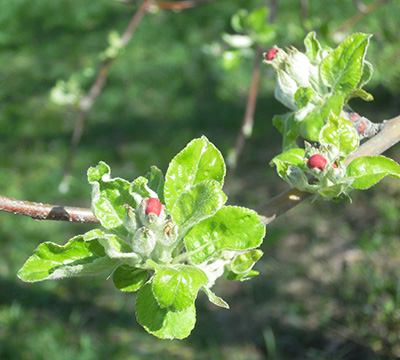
xmin=1 ymin=0 xmax=400 ymax=358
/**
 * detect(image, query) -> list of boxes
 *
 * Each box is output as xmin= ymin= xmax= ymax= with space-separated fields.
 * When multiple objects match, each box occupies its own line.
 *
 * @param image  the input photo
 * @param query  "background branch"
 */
xmin=61 ymin=0 xmax=153 ymax=191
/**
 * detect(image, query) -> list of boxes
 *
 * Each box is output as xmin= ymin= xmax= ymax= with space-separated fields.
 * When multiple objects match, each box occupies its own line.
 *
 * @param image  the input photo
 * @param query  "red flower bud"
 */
xmin=358 ymin=122 xmax=366 ymax=134
xmin=266 ymin=49 xmax=278 ymax=61
xmin=332 ymin=163 xmax=338 ymax=169
xmin=350 ymin=112 xmax=360 ymax=122
xmin=145 ymin=198 xmax=162 ymax=216
xmin=307 ymin=154 xmax=327 ymax=171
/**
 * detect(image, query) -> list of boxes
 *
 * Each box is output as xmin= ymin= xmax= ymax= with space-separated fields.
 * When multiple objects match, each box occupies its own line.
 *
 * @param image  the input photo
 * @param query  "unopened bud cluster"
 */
xmin=124 ymin=198 xmax=178 ymax=263
xmin=264 ymin=46 xmax=326 ymax=111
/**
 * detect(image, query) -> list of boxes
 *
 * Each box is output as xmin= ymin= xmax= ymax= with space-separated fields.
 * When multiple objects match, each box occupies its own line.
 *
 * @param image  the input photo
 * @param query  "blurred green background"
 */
xmin=1 ymin=0 xmax=400 ymax=358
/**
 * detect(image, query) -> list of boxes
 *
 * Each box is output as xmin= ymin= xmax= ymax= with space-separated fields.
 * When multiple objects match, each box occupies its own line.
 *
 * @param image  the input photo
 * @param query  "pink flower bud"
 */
xmin=145 ymin=198 xmax=162 ymax=216
xmin=307 ymin=154 xmax=327 ymax=171
xmin=358 ymin=122 xmax=366 ymax=134
xmin=350 ymin=112 xmax=360 ymax=122
xmin=266 ymin=49 xmax=278 ymax=61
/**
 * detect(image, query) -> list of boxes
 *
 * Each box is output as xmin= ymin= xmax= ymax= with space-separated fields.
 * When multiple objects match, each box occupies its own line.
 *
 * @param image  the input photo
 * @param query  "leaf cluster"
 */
xmin=18 ymin=137 xmax=265 ymax=339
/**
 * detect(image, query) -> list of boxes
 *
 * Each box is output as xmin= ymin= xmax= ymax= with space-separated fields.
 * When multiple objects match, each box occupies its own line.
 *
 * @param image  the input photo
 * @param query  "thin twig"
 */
xmin=0 ymin=195 xmax=98 ymax=223
xmin=61 ymin=0 xmax=154 ymax=191
xmin=225 ymin=46 xmax=263 ymax=187
xmin=155 ymin=0 xmax=220 ymax=10
xmin=256 ymin=115 xmax=400 ymax=224
xmin=329 ymin=0 xmax=391 ymax=37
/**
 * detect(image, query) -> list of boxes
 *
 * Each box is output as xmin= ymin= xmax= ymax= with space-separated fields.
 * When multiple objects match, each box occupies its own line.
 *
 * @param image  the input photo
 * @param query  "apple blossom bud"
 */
xmin=145 ymin=198 xmax=162 ymax=216
xmin=307 ymin=154 xmax=327 ymax=170
xmin=266 ymin=48 xmax=278 ymax=60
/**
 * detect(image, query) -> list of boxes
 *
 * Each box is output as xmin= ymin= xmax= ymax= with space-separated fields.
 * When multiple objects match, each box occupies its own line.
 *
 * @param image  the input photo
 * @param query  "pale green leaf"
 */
xmin=88 ymin=161 xmax=133 ymax=237
xmin=18 ymin=236 xmax=117 ymax=282
xmin=171 ymin=180 xmax=227 ymax=239
xmin=320 ymin=33 xmax=371 ymax=98
xmin=164 ymin=136 xmax=226 ymax=211
xmin=347 ymin=156 xmax=400 ymax=190
xmin=202 ymin=287 xmax=229 ymax=309
xmin=185 ymin=206 xmax=265 ymax=264
xmin=136 ymin=283 xmax=196 ymax=339
xmin=146 ymin=166 xmax=165 ymax=203
xmin=112 ymin=265 xmax=148 ymax=292
xmin=152 ymin=265 xmax=207 ymax=311
xmin=319 ymin=112 xmax=359 ymax=156
xmin=304 ymin=31 xmax=321 ymax=60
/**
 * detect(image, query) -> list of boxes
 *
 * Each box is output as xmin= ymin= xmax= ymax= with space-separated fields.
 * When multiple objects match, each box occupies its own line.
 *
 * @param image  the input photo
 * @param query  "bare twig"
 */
xmin=61 ymin=0 xmax=154 ymax=191
xmin=0 ymin=195 xmax=99 ymax=223
xmin=155 ymin=0 xmax=220 ymax=10
xmin=256 ymin=115 xmax=400 ymax=224
xmin=225 ymin=46 xmax=264 ymax=187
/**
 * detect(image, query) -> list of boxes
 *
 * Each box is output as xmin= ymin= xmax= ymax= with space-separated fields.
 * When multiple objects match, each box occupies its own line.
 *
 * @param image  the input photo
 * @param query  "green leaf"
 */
xmin=170 ymin=180 xmax=227 ymax=238
xmin=185 ymin=206 xmax=265 ymax=264
xmin=319 ymin=112 xmax=359 ymax=156
xmin=347 ymin=156 xmax=400 ymax=190
xmin=320 ymin=33 xmax=371 ymax=98
xmin=97 ymin=233 xmax=142 ymax=266
xmin=358 ymin=60 xmax=373 ymax=88
xmin=298 ymin=93 xmax=343 ymax=141
xmin=229 ymin=249 xmax=263 ymax=275
xmin=88 ymin=161 xmax=133 ymax=237
xmin=18 ymin=236 xmax=117 ymax=282
xmin=270 ymin=148 xmax=306 ymax=175
xmin=202 ymin=287 xmax=229 ymax=309
xmin=152 ymin=265 xmax=207 ymax=312
xmin=164 ymin=136 xmax=226 ymax=211
xmin=225 ymin=269 xmax=259 ymax=281
xmin=295 ymin=87 xmax=316 ymax=109
xmin=146 ymin=166 xmax=165 ymax=204
xmin=129 ymin=176 xmax=158 ymax=205
xmin=112 ymin=265 xmax=148 ymax=292
xmin=347 ymin=88 xmax=374 ymax=102
xmin=84 ymin=229 xmax=142 ymax=266
xmin=136 ymin=283 xmax=196 ymax=339
xmin=273 ymin=113 xmax=299 ymax=151
xmin=304 ymin=31 xmax=321 ymax=60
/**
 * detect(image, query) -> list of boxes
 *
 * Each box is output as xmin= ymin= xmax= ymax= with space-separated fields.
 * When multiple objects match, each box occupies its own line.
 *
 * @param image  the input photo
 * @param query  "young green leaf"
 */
xmin=152 ymin=265 xmax=207 ymax=312
xmin=304 ymin=31 xmax=321 ymax=61
xmin=320 ymin=33 xmax=371 ymax=98
xmin=112 ymin=265 xmax=148 ymax=292
xmin=347 ymin=88 xmax=374 ymax=102
xmin=297 ymin=93 xmax=343 ymax=141
xmin=270 ymin=148 xmax=306 ymax=170
xmin=228 ymin=249 xmax=263 ymax=275
xmin=357 ymin=60 xmax=374 ymax=89
xmin=319 ymin=112 xmax=359 ymax=156
xmin=88 ymin=161 xmax=133 ymax=238
xmin=295 ymin=87 xmax=316 ymax=109
xmin=273 ymin=113 xmax=299 ymax=151
xmin=185 ymin=206 xmax=265 ymax=264
xmin=136 ymin=282 xmax=196 ymax=339
xmin=164 ymin=136 xmax=226 ymax=211
xmin=146 ymin=166 xmax=165 ymax=204
xmin=170 ymin=180 xmax=227 ymax=239
xmin=347 ymin=156 xmax=400 ymax=189
xmin=129 ymin=176 xmax=159 ymax=207
xmin=18 ymin=236 xmax=117 ymax=282
xmin=201 ymin=287 xmax=229 ymax=309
